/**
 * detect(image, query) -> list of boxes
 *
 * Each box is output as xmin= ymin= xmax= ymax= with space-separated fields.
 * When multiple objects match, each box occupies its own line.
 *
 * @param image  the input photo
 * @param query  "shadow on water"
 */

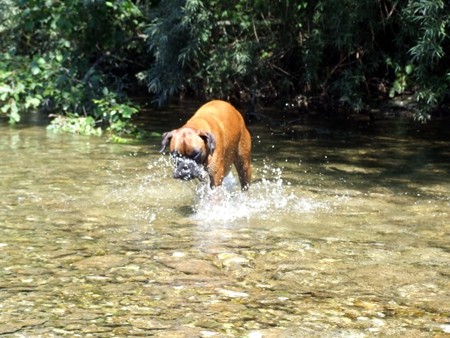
xmin=0 ymin=104 xmax=450 ymax=337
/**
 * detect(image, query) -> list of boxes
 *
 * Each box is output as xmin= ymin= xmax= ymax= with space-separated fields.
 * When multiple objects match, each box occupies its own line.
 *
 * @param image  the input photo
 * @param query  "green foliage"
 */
xmin=141 ymin=0 xmax=450 ymax=120
xmin=140 ymin=0 xmax=280 ymax=105
xmin=0 ymin=0 xmax=146 ymax=135
xmin=387 ymin=59 xmax=414 ymax=98
xmin=1 ymin=0 xmax=449 ymax=129
xmin=0 ymin=53 xmax=48 ymax=123
xmin=138 ymin=0 xmax=194 ymax=106
xmin=93 ymin=88 xmax=139 ymax=135
xmin=402 ymin=0 xmax=450 ymax=121
xmin=47 ymin=115 xmax=102 ymax=136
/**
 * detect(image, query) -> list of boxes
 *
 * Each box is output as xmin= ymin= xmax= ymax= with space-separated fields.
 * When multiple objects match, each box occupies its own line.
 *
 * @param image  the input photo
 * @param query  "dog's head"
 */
xmin=160 ymin=128 xmax=215 ymax=181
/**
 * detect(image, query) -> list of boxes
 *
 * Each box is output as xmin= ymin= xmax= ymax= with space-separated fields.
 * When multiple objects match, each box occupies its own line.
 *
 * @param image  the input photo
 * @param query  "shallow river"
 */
xmin=0 ymin=106 xmax=449 ymax=337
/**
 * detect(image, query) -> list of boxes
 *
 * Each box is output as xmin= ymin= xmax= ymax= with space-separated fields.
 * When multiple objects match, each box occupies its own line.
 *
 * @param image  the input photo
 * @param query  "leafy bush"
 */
xmin=0 ymin=54 xmax=43 ymax=123
xmin=401 ymin=0 xmax=450 ymax=120
xmin=47 ymin=115 xmax=102 ymax=136
xmin=0 ymin=0 xmax=146 ymax=134
xmin=141 ymin=0 xmax=450 ymax=119
xmin=140 ymin=0 xmax=282 ymax=106
xmin=1 ymin=0 xmax=449 ymax=129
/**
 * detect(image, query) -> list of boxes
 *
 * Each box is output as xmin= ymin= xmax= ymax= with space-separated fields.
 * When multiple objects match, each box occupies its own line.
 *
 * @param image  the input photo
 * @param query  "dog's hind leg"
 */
xmin=234 ymin=131 xmax=252 ymax=190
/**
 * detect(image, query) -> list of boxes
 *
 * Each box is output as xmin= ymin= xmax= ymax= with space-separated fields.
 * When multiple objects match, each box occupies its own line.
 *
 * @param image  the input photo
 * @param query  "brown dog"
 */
xmin=160 ymin=100 xmax=251 ymax=190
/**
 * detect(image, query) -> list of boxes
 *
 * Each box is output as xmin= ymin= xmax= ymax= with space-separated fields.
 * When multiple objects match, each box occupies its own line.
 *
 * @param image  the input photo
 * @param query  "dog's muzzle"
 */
xmin=172 ymin=156 xmax=205 ymax=181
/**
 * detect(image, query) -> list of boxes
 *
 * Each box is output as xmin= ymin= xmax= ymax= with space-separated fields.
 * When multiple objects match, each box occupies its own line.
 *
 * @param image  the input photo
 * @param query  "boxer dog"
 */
xmin=160 ymin=100 xmax=251 ymax=190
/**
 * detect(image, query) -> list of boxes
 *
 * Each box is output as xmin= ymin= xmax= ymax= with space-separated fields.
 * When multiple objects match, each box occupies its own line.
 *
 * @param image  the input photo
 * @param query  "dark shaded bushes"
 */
xmin=1 ymin=0 xmax=449 ymax=133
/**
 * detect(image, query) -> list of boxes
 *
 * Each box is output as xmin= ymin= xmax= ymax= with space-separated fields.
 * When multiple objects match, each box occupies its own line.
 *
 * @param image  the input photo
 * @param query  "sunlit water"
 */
xmin=0 ymin=112 xmax=449 ymax=337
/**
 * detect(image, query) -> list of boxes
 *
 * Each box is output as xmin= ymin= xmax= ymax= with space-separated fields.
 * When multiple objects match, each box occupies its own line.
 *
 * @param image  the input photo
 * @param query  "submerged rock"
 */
xmin=217 ymin=253 xmax=250 ymax=267
xmin=217 ymin=288 xmax=249 ymax=298
xmin=72 ymin=255 xmax=129 ymax=270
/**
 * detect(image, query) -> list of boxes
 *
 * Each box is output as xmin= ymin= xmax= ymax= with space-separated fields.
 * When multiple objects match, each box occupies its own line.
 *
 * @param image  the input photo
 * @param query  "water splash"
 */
xmin=191 ymin=163 xmax=329 ymax=223
xmin=105 ymin=155 xmax=329 ymax=225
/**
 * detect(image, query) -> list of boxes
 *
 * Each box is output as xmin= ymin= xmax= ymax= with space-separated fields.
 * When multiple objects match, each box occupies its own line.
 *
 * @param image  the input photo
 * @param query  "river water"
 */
xmin=0 ymin=105 xmax=449 ymax=337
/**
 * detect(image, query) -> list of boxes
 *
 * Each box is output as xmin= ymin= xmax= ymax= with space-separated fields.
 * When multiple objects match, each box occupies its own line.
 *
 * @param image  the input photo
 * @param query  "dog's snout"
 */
xmin=173 ymin=168 xmax=188 ymax=179
xmin=176 ymin=166 xmax=189 ymax=177
xmin=172 ymin=157 xmax=199 ymax=181
xmin=178 ymin=160 xmax=191 ymax=173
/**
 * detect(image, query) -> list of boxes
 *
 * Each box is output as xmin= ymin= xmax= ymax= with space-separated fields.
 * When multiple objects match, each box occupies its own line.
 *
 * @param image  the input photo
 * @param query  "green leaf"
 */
xmin=15 ymin=82 xmax=26 ymax=93
xmin=31 ymin=65 xmax=41 ymax=75
xmin=0 ymin=84 xmax=12 ymax=95
xmin=0 ymin=103 xmax=10 ymax=113
xmin=55 ymin=52 xmax=63 ymax=62
xmin=36 ymin=57 xmax=46 ymax=66
xmin=8 ymin=101 xmax=20 ymax=124
xmin=405 ymin=64 xmax=413 ymax=75
xmin=25 ymin=97 xmax=41 ymax=108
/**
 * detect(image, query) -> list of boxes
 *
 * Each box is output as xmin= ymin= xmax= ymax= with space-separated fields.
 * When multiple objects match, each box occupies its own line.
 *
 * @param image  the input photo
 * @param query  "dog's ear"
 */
xmin=199 ymin=131 xmax=216 ymax=155
xmin=160 ymin=131 xmax=173 ymax=153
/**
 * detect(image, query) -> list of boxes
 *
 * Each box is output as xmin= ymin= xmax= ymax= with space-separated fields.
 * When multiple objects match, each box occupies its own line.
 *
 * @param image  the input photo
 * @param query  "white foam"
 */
xmin=106 ymin=156 xmax=330 ymax=225
xmin=191 ymin=164 xmax=329 ymax=223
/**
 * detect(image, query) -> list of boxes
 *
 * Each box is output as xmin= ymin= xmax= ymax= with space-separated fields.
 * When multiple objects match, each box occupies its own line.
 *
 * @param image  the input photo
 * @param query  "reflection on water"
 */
xmin=0 ymin=114 xmax=449 ymax=337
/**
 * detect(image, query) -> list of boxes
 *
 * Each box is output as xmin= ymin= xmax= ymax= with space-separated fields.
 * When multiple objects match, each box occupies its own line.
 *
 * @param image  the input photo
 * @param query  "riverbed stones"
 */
xmin=154 ymin=253 xmax=223 ymax=275
xmin=0 ymin=319 xmax=47 ymax=335
xmin=72 ymin=254 xmax=129 ymax=270
xmin=216 ymin=288 xmax=249 ymax=298
xmin=217 ymin=252 xmax=250 ymax=267
xmin=127 ymin=317 xmax=171 ymax=330
xmin=173 ymin=259 xmax=221 ymax=275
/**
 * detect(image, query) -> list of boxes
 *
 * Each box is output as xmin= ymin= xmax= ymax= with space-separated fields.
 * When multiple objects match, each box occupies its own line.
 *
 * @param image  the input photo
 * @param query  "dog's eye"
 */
xmin=190 ymin=150 xmax=202 ymax=162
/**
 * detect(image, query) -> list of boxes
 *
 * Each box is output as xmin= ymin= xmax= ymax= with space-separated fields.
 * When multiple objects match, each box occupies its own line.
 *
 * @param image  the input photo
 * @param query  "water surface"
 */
xmin=0 ymin=110 xmax=449 ymax=337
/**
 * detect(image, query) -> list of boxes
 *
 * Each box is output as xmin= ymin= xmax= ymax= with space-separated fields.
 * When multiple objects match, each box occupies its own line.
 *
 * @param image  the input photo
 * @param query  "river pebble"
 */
xmin=217 ymin=252 xmax=250 ymax=267
xmin=72 ymin=254 xmax=129 ymax=270
xmin=217 ymin=288 xmax=249 ymax=298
